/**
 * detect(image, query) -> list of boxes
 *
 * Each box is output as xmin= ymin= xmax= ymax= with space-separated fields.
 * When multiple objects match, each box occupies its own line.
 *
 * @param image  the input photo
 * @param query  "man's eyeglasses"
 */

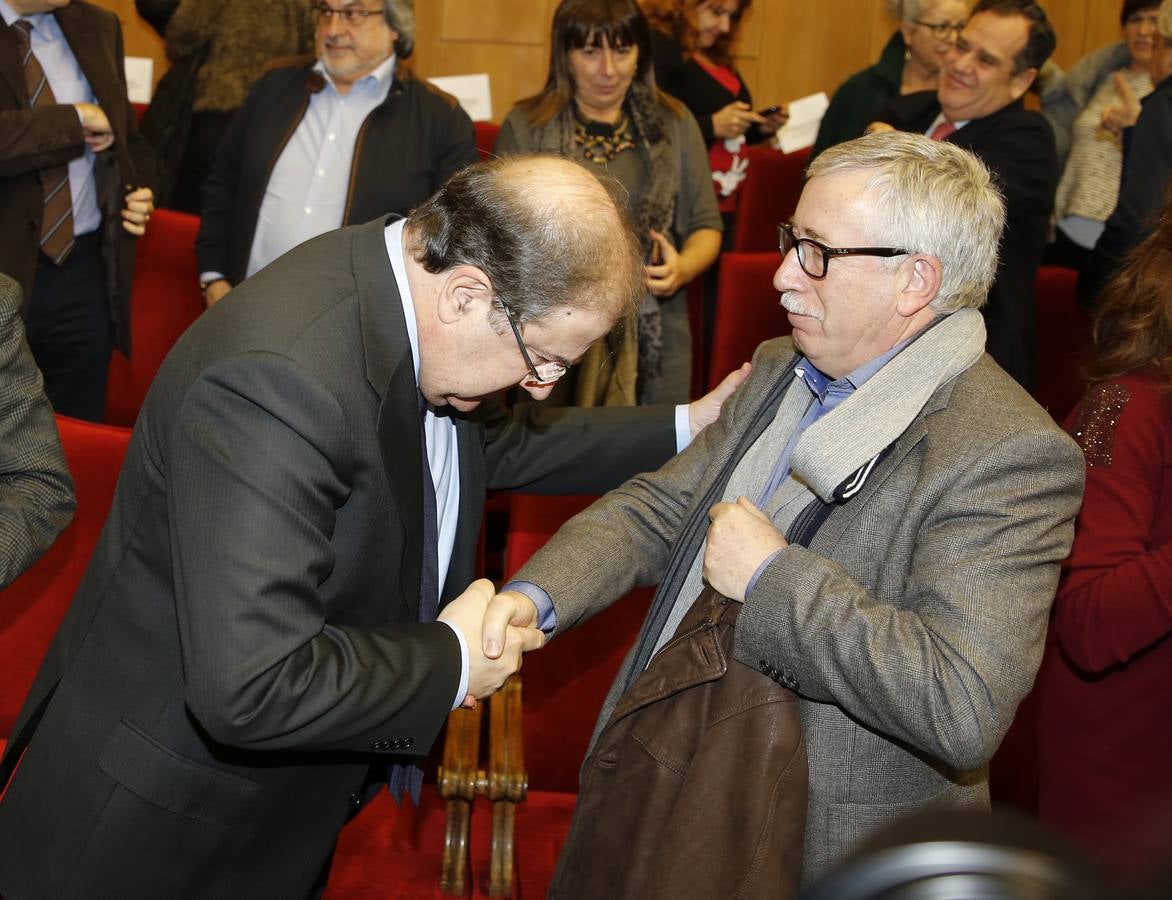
xmin=912 ymin=19 xmax=965 ymax=40
xmin=500 ymin=303 xmax=568 ymax=387
xmin=315 ymin=3 xmax=386 ymax=27
xmin=778 ymin=223 xmax=911 ymax=280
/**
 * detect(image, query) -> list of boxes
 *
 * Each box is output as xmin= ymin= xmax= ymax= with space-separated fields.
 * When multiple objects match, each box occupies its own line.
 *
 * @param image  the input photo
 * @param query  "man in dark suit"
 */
xmin=874 ymin=0 xmax=1058 ymax=392
xmin=0 ymin=271 xmax=74 ymax=588
xmin=0 ymin=154 xmax=738 ymax=897
xmin=0 ymin=0 xmax=157 ymax=422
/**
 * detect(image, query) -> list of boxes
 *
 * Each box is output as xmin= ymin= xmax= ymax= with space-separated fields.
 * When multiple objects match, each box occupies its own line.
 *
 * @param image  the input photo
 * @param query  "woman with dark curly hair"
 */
xmin=641 ymin=0 xmax=785 ymax=211
xmin=1036 ymin=191 xmax=1172 ymax=876
xmin=495 ymin=0 xmax=722 ymax=406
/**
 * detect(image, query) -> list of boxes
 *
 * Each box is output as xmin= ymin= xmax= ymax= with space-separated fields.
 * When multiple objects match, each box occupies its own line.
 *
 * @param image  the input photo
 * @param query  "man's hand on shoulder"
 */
xmin=689 ymin=362 xmax=751 ymax=439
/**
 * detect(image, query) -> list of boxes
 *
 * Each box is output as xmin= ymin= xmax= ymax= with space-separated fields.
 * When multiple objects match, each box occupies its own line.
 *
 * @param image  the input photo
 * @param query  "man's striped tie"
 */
xmin=12 ymin=19 xmax=75 ymax=265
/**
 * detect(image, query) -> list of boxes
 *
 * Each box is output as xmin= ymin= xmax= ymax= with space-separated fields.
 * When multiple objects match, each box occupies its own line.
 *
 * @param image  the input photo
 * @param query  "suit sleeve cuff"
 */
xmin=438 ymin=620 xmax=470 ymax=709
xmin=502 ymin=580 xmax=557 ymax=635
xmin=745 ymin=549 xmax=786 ymax=599
xmin=675 ymin=404 xmax=692 ymax=452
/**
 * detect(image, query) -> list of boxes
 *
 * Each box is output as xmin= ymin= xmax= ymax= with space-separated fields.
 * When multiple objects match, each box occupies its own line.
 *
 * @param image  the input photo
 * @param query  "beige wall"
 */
xmin=96 ymin=0 xmax=1133 ymax=118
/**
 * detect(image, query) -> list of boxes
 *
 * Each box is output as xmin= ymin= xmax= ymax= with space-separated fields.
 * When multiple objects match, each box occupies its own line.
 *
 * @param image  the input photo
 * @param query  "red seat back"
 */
xmin=474 ymin=121 xmax=500 ymax=161
xmin=733 ymin=145 xmax=809 ymax=252
xmin=106 ymin=208 xmax=205 ymax=427
xmin=707 ymin=252 xmax=791 ymax=390
xmin=1032 ymin=266 xmax=1092 ymax=423
xmin=0 ymin=417 xmax=131 ymax=738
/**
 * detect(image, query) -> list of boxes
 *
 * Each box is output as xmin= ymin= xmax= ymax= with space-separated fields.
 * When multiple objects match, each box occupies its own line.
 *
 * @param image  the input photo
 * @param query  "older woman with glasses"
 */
xmin=811 ymin=0 xmax=969 ymax=161
xmin=495 ymin=0 xmax=722 ymax=406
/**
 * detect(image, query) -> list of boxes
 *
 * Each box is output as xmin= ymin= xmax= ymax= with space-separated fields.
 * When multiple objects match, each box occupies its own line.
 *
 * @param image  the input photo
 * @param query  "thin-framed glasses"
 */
xmin=500 ymin=303 xmax=568 ymax=386
xmin=912 ymin=19 xmax=965 ymax=40
xmin=314 ymin=3 xmax=386 ymax=27
xmin=778 ymin=223 xmax=911 ymax=280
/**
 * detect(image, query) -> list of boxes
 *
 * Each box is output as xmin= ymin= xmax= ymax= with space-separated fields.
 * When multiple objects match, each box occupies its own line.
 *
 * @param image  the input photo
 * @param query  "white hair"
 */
xmin=806 ymin=131 xmax=1006 ymax=313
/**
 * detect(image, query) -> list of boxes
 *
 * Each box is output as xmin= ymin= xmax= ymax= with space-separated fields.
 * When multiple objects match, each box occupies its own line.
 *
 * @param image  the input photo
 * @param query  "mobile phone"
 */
xmin=757 ymin=105 xmax=781 ymax=117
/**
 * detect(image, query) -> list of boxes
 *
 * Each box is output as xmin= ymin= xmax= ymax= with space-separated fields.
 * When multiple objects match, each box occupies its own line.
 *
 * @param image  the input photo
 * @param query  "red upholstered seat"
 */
xmin=106 ymin=208 xmax=205 ymax=427
xmin=325 ymin=785 xmax=578 ymax=898
xmin=0 ymin=417 xmax=131 ymax=740
xmin=474 ymin=121 xmax=500 ymax=161
xmin=733 ymin=145 xmax=809 ymax=252
xmin=707 ymin=251 xmax=791 ymax=391
xmin=1032 ymin=266 xmax=1091 ymax=424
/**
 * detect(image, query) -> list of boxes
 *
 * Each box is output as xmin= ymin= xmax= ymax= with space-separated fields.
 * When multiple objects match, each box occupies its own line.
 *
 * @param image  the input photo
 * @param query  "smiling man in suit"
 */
xmin=872 ymin=0 xmax=1058 ymax=393
xmin=486 ymin=132 xmax=1084 ymax=890
xmin=0 ymin=154 xmax=743 ymax=897
xmin=0 ymin=0 xmax=157 ymax=421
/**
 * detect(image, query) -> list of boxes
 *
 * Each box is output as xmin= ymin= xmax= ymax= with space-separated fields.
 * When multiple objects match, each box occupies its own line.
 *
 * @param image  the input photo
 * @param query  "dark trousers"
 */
xmin=24 ymin=231 xmax=113 ymax=422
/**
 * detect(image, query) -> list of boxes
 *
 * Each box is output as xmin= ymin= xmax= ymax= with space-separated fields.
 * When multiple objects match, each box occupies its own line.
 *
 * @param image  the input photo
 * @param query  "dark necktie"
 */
xmin=12 ymin=19 xmax=75 ymax=265
xmin=387 ymin=396 xmax=440 ymax=805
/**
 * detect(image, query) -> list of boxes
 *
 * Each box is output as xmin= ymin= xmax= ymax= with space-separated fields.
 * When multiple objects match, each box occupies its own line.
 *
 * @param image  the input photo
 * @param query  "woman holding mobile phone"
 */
xmin=641 ymin=0 xmax=787 ymax=210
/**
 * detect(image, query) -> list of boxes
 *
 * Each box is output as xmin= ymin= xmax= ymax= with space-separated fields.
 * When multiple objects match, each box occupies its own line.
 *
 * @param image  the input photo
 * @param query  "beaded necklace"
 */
xmin=573 ymin=111 xmax=636 ymax=164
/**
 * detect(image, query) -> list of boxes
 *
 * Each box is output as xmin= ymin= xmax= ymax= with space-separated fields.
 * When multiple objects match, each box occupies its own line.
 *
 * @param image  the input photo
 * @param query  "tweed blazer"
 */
xmin=516 ymin=335 xmax=1085 ymax=883
xmin=0 ymin=273 xmax=73 ymax=588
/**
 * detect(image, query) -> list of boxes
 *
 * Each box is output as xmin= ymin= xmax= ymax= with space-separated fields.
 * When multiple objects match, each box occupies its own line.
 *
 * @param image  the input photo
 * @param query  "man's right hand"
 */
xmin=438 ymin=580 xmax=544 ymax=706
xmin=203 ymin=280 xmax=231 ymax=307
xmin=74 ymin=103 xmax=113 ymax=153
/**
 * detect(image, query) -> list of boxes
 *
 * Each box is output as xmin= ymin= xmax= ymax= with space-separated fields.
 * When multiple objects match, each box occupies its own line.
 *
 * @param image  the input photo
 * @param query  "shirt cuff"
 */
xmin=199 ymin=271 xmax=227 ymax=286
xmin=438 ymin=620 xmax=470 ymax=710
xmin=502 ymin=580 xmax=557 ymax=634
xmin=745 ymin=549 xmax=786 ymax=598
xmin=674 ymin=404 xmax=692 ymax=452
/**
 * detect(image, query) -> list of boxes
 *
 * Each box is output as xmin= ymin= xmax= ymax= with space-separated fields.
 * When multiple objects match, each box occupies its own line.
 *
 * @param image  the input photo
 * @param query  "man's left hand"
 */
xmin=688 ymin=362 xmax=751 ymax=438
xmin=121 ymin=186 xmax=154 ymax=236
xmin=704 ymin=496 xmax=788 ymax=602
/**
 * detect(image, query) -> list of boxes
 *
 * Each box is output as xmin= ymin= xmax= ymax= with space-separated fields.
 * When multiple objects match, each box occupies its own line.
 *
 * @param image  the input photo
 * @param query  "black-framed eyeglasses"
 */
xmin=912 ymin=19 xmax=965 ymax=40
xmin=314 ymin=3 xmax=386 ymax=27
xmin=500 ymin=303 xmax=568 ymax=387
xmin=778 ymin=223 xmax=912 ymax=280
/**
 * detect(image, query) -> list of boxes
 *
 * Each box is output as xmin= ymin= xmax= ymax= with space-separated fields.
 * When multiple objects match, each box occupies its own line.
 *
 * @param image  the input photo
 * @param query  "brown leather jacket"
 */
xmin=549 ymin=590 xmax=808 ymax=899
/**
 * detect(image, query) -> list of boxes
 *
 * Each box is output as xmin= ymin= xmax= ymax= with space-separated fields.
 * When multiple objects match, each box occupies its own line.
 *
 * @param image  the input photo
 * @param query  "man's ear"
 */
xmin=897 ymin=255 xmax=942 ymax=317
xmin=1009 ymin=66 xmax=1038 ymax=102
xmin=436 ymin=265 xmax=494 ymax=324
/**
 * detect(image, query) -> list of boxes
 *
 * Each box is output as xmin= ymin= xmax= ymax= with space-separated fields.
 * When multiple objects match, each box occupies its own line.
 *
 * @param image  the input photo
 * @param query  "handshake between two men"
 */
xmin=438 ymin=489 xmax=793 ymax=708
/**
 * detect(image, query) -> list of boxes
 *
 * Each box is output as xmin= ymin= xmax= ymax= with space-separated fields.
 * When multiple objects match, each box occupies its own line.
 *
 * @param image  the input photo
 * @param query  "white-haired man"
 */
xmin=196 ymin=0 xmax=478 ymax=306
xmin=487 ymin=131 xmax=1086 ymax=891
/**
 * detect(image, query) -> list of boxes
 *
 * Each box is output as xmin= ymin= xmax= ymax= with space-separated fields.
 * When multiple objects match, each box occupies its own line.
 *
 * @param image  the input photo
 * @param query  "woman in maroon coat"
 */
xmin=1036 ymin=194 xmax=1172 ymax=877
